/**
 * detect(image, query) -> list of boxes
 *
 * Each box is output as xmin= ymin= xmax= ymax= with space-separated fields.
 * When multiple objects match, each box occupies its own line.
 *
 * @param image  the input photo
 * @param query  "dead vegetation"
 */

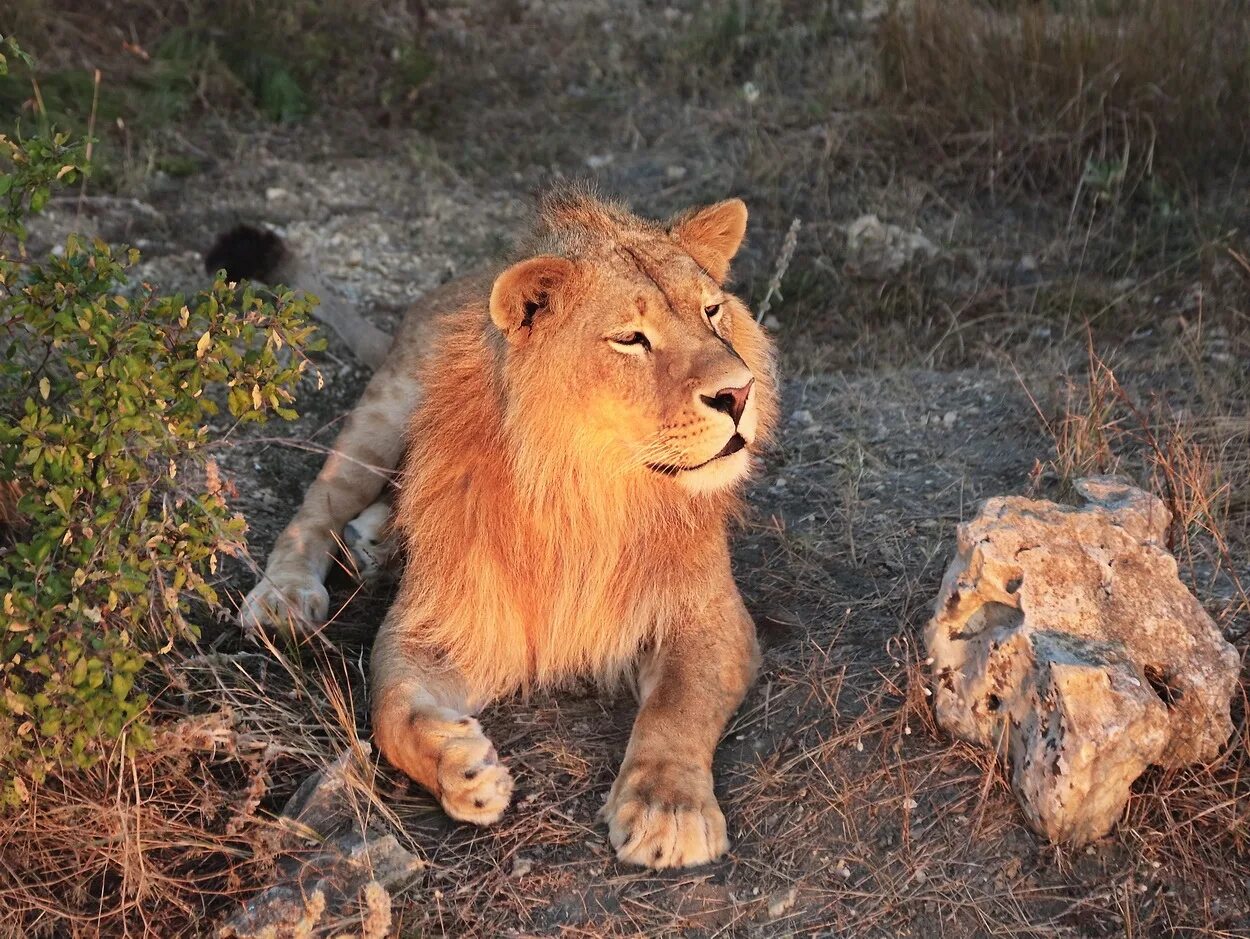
xmin=4 ymin=0 xmax=1250 ymax=936
xmin=878 ymin=0 xmax=1250 ymax=195
xmin=0 ymin=629 xmax=400 ymax=938
xmin=0 ymin=698 xmax=277 ymax=936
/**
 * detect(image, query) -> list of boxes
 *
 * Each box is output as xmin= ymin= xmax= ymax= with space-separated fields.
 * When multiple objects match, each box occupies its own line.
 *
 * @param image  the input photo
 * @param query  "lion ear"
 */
xmin=489 ymin=256 xmax=575 ymax=340
xmin=670 ymin=198 xmax=748 ymax=283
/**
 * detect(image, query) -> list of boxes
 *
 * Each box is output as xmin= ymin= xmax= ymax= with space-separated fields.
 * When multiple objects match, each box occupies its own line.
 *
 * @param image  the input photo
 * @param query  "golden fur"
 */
xmin=390 ymin=194 xmax=776 ymax=695
xmin=240 ymin=189 xmax=777 ymax=868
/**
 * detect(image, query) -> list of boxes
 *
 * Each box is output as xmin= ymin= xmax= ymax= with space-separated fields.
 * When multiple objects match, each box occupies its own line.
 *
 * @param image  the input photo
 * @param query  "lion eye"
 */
xmin=704 ymin=303 xmax=722 ymax=319
xmin=609 ymin=331 xmax=651 ymax=352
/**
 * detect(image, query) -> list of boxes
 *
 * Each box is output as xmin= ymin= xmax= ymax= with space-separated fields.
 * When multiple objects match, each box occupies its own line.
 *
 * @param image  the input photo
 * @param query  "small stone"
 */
xmin=585 ymin=154 xmax=614 ymax=170
xmin=265 ymin=187 xmax=290 ymax=202
xmin=766 ymin=887 xmax=798 ymax=920
xmin=791 ymin=409 xmax=815 ymax=426
xmin=942 ymin=411 xmax=957 ymax=426
xmin=665 ymin=164 xmax=687 ymax=180
xmin=844 ymin=214 xmax=938 ymax=279
xmin=763 ymin=314 xmax=782 ymax=330
xmin=510 ymin=856 xmax=533 ymax=878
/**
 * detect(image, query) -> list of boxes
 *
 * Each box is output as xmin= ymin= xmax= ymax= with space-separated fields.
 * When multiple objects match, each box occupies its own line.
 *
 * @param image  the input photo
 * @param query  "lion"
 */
xmin=238 ymin=188 xmax=778 ymax=868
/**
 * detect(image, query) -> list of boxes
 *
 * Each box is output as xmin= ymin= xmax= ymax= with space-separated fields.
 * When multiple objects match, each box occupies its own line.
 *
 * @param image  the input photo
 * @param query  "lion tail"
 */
xmin=204 ymin=224 xmax=391 ymax=370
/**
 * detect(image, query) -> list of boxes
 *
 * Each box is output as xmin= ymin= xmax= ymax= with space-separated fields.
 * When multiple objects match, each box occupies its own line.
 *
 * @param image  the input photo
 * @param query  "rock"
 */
xmin=1008 ymin=253 xmax=1040 ymax=285
xmin=220 ymin=745 xmax=422 ymax=938
xmin=844 ymin=214 xmax=938 ymax=278
xmin=925 ymin=477 xmax=1240 ymax=846
xmin=766 ymin=886 xmax=798 ymax=920
xmin=849 ymin=0 xmax=889 ymax=23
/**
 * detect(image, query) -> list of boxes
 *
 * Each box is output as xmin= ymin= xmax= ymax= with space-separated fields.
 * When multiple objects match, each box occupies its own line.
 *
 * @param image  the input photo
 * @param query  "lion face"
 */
xmin=489 ymin=197 xmax=776 ymax=496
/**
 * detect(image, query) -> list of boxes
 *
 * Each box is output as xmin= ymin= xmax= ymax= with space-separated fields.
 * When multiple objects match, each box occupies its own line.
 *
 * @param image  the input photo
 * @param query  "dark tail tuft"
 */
xmin=204 ymin=224 xmax=287 ymax=281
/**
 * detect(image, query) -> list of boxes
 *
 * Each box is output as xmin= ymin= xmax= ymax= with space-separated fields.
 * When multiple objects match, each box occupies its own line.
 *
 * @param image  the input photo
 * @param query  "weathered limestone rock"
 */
xmin=843 ymin=213 xmax=938 ymax=278
xmin=220 ymin=745 xmax=422 ymax=939
xmin=926 ymin=476 xmax=1241 ymax=846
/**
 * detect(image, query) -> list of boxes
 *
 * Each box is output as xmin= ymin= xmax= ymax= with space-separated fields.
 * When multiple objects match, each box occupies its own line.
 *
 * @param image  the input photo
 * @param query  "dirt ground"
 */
xmin=18 ymin=1 xmax=1250 ymax=936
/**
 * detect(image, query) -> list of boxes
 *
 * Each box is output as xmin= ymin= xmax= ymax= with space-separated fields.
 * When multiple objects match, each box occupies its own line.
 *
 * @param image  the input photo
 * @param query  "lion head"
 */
xmin=485 ymin=188 xmax=778 ymax=498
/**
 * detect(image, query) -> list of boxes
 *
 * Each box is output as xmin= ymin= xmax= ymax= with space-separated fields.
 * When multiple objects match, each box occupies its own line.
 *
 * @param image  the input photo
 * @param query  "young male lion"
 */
xmin=239 ymin=189 xmax=778 ymax=868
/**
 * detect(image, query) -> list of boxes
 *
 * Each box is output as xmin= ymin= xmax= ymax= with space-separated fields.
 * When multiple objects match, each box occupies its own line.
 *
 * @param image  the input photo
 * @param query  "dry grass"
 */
xmin=0 ymin=702 xmax=279 ymax=936
xmin=1033 ymin=336 xmax=1249 ymax=592
xmin=0 ymin=710 xmax=271 ymax=939
xmin=0 ymin=630 xmax=400 ymax=937
xmin=879 ymin=0 xmax=1250 ymax=194
xmin=1019 ymin=341 xmax=1250 ymax=936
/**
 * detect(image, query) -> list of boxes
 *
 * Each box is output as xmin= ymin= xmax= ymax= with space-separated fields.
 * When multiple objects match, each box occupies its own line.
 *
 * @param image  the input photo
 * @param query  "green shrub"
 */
xmin=0 ymin=38 xmax=320 ymax=805
xmin=0 ymin=1 xmax=433 ymax=142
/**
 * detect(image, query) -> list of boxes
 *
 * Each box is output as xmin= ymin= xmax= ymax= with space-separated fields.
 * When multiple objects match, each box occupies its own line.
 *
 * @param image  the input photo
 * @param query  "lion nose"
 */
xmin=700 ymin=379 xmax=753 ymax=425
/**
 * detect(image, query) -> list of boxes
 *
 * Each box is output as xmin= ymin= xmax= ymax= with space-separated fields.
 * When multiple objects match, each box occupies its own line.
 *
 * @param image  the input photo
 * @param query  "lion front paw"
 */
xmin=237 ymin=572 xmax=329 ymax=634
xmin=435 ymin=718 xmax=514 ymax=826
xmin=601 ymin=760 xmax=728 ymax=869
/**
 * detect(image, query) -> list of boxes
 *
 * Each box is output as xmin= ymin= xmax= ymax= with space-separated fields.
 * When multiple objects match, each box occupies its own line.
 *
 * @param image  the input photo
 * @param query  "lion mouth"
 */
xmin=646 ymin=433 xmax=747 ymax=476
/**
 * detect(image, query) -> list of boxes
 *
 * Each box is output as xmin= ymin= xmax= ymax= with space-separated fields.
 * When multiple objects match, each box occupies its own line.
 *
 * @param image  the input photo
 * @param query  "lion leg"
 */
xmin=602 ymin=581 xmax=759 ymax=869
xmin=371 ymin=599 xmax=513 ymax=825
xmin=238 ymin=361 xmax=420 ymax=634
